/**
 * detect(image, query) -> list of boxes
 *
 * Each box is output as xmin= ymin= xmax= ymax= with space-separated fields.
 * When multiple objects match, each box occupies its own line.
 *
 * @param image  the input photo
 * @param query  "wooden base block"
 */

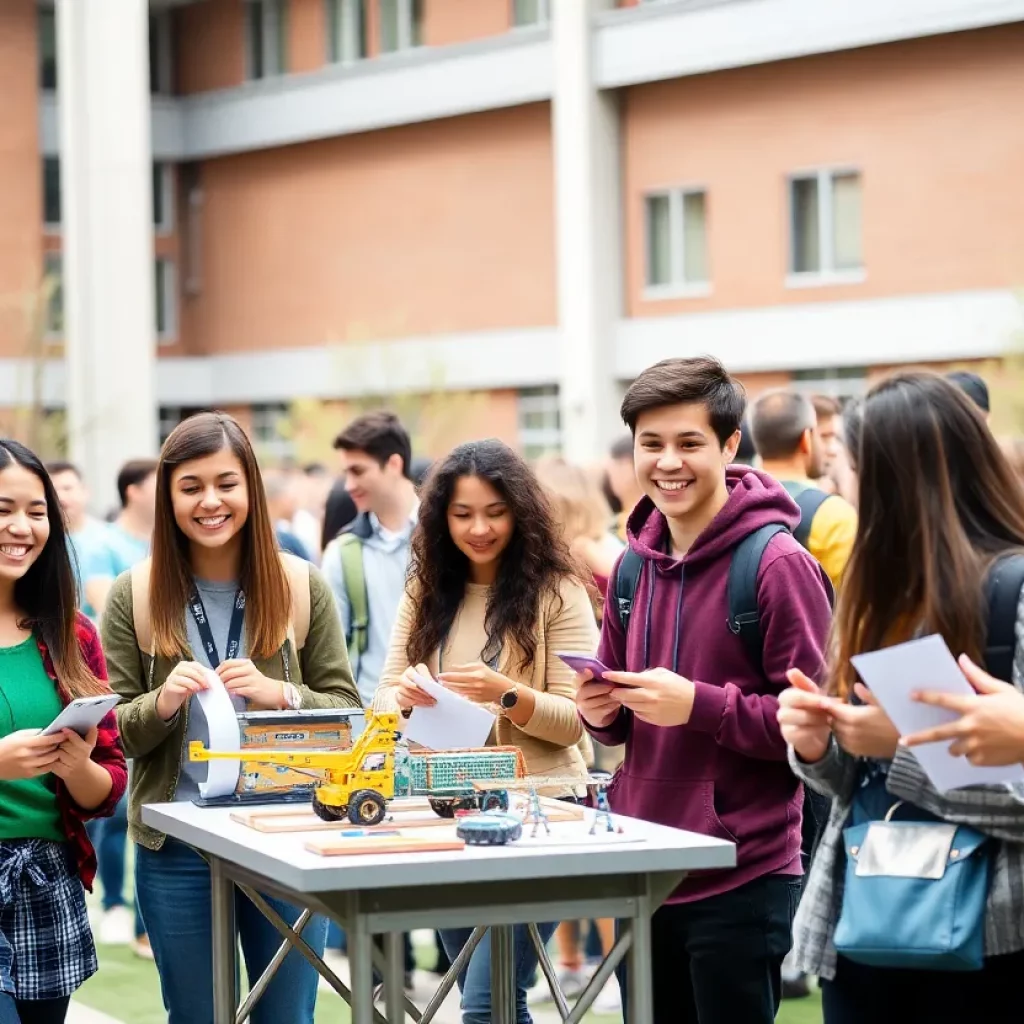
xmin=306 ymin=834 xmax=465 ymax=856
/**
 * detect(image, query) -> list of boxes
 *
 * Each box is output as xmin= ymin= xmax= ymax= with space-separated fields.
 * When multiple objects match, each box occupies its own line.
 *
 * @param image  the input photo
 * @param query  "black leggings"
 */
xmin=0 ymin=994 xmax=70 ymax=1024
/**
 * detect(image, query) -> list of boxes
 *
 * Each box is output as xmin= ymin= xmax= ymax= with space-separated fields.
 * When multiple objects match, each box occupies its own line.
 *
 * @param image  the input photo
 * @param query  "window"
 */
xmin=326 ymin=0 xmax=367 ymax=63
xmin=39 ymin=8 xmax=57 ymax=90
xmin=159 ymin=406 xmax=207 ymax=444
xmin=518 ymin=386 xmax=561 ymax=461
xmin=245 ymin=0 xmax=287 ymax=80
xmin=513 ymin=0 xmax=549 ymax=25
xmin=155 ymin=259 xmax=176 ymax=341
xmin=644 ymin=189 xmax=709 ymax=293
xmin=791 ymin=367 xmax=868 ymax=400
xmin=379 ymin=0 xmax=423 ymax=54
xmin=149 ymin=12 xmax=174 ymax=94
xmin=43 ymin=158 xmax=61 ymax=230
xmin=153 ymin=163 xmax=173 ymax=233
xmin=251 ymin=402 xmax=295 ymax=461
xmin=789 ymin=169 xmax=863 ymax=282
xmin=43 ymin=254 xmax=63 ymax=338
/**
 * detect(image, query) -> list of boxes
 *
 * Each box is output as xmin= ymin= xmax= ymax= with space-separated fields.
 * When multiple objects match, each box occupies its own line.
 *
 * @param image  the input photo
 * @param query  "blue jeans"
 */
xmin=136 ymin=839 xmax=327 ymax=1024
xmin=440 ymin=923 xmax=557 ymax=1024
xmin=87 ymin=792 xmax=144 ymax=939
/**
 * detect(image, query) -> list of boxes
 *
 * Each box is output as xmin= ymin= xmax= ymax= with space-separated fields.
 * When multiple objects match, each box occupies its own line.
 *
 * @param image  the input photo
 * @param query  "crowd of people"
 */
xmin=0 ymin=357 xmax=1023 ymax=1023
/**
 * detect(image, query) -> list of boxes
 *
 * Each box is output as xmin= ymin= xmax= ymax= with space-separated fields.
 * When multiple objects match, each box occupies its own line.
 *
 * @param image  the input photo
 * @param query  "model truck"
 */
xmin=189 ymin=711 xmax=526 ymax=826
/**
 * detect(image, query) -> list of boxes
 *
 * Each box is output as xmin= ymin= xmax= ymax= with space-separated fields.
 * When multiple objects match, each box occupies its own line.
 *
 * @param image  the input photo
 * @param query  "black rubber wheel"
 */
xmin=312 ymin=792 xmax=345 ymax=822
xmin=481 ymin=791 xmax=509 ymax=812
xmin=348 ymin=789 xmax=387 ymax=826
xmin=428 ymin=797 xmax=456 ymax=819
xmin=452 ymin=795 xmax=480 ymax=815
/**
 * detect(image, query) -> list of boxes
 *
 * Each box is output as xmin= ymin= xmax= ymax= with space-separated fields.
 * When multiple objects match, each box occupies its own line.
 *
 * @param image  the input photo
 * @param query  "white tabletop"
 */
xmin=143 ymin=801 xmax=736 ymax=895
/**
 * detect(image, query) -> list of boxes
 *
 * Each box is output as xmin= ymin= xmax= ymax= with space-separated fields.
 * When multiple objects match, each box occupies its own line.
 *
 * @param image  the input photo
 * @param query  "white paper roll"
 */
xmin=196 ymin=667 xmax=242 ymax=800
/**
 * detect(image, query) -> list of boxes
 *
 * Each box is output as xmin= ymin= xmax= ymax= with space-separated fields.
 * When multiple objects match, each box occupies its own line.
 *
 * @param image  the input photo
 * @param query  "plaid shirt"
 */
xmin=35 ymin=615 xmax=127 ymax=892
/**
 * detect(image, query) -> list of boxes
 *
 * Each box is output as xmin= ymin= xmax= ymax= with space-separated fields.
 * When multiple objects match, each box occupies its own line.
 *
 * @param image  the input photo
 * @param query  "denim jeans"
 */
xmin=136 ymin=838 xmax=327 ymax=1024
xmin=440 ymin=923 xmax=557 ymax=1024
xmin=0 ymin=994 xmax=69 ymax=1024
xmin=86 ymin=793 xmax=145 ymax=940
xmin=617 ymin=874 xmax=800 ymax=1024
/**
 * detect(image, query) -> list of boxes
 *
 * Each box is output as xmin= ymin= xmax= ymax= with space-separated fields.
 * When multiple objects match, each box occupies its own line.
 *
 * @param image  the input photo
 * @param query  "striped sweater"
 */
xmin=790 ymin=584 xmax=1024 ymax=980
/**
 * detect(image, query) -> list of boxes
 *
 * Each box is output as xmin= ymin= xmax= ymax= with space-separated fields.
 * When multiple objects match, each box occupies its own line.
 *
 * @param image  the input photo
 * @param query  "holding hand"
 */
xmin=218 ymin=659 xmax=286 ymax=710
xmin=393 ymin=664 xmax=438 ymax=712
xmin=901 ymin=654 xmax=1024 ymax=767
xmin=156 ymin=661 xmax=209 ymax=721
xmin=826 ymin=683 xmax=900 ymax=760
xmin=439 ymin=663 xmax=510 ymax=705
xmin=50 ymin=727 xmax=98 ymax=781
xmin=0 ymin=729 xmax=62 ymax=781
xmin=777 ymin=669 xmax=832 ymax=763
xmin=602 ymin=668 xmax=696 ymax=727
xmin=575 ymin=672 xmax=621 ymax=729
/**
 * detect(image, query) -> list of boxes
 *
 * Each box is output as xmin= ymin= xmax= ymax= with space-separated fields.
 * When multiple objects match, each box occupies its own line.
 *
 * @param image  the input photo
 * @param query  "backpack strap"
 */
xmin=984 ymin=554 xmax=1024 ymax=683
xmin=613 ymin=548 xmax=645 ymax=637
xmin=781 ymin=480 xmax=833 ymax=550
xmin=337 ymin=533 xmax=369 ymax=658
xmin=280 ymin=553 xmax=311 ymax=652
xmin=727 ymin=524 xmax=788 ymax=674
xmin=131 ymin=558 xmax=153 ymax=656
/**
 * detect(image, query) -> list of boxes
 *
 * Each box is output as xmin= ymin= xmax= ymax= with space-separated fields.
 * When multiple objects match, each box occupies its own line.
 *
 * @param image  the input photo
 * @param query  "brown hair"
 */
xmin=749 ymin=390 xmax=816 ymax=460
xmin=620 ymin=357 xmax=746 ymax=446
xmin=333 ymin=411 xmax=412 ymax=479
xmin=117 ymin=458 xmax=158 ymax=508
xmin=534 ymin=457 xmax=612 ymax=546
xmin=812 ymin=394 xmax=842 ymax=420
xmin=832 ymin=372 xmax=1024 ymax=697
xmin=150 ymin=412 xmax=291 ymax=660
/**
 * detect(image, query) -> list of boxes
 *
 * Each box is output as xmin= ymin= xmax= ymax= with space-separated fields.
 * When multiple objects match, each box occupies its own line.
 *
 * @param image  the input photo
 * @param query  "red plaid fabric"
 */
xmin=35 ymin=615 xmax=127 ymax=892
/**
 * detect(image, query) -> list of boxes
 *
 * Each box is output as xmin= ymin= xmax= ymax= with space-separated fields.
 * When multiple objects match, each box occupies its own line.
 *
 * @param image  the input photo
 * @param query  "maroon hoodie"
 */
xmin=588 ymin=467 xmax=832 ymax=903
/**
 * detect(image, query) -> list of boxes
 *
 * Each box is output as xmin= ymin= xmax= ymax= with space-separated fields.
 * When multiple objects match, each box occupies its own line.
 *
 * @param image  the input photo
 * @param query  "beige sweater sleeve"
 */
xmin=372 ymin=589 xmax=416 ymax=714
xmin=517 ymin=579 xmax=598 ymax=748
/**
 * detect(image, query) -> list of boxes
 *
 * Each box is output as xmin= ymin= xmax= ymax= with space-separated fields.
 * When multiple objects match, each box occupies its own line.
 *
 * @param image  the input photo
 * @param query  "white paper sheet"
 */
xmin=196 ymin=668 xmax=242 ymax=800
xmin=850 ymin=634 xmax=1024 ymax=793
xmin=402 ymin=677 xmax=496 ymax=751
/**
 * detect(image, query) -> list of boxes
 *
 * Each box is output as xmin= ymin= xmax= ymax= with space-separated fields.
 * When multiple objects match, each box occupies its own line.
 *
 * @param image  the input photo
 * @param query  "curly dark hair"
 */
xmin=406 ymin=439 xmax=583 ymax=672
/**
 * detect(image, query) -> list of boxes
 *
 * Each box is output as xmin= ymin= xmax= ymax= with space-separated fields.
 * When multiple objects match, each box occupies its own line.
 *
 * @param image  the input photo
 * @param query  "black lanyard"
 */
xmin=187 ymin=588 xmax=245 ymax=669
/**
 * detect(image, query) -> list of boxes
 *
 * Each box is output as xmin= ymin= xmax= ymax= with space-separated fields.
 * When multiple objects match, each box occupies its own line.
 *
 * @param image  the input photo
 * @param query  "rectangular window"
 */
xmin=789 ymin=169 xmax=863 ymax=281
xmin=326 ymin=0 xmax=368 ymax=64
xmin=43 ymin=158 xmax=61 ymax=230
xmin=153 ymin=163 xmax=173 ymax=233
xmin=791 ymin=366 xmax=868 ymax=400
xmin=159 ymin=406 xmax=207 ymax=444
xmin=43 ymin=253 xmax=63 ymax=338
xmin=513 ymin=0 xmax=549 ymax=25
xmin=517 ymin=386 xmax=561 ymax=461
xmin=379 ymin=0 xmax=423 ymax=54
xmin=155 ymin=259 xmax=177 ymax=342
xmin=644 ymin=188 xmax=710 ymax=293
xmin=251 ymin=402 xmax=295 ymax=461
xmin=39 ymin=8 xmax=57 ymax=90
xmin=149 ymin=12 xmax=174 ymax=94
xmin=246 ymin=0 xmax=287 ymax=80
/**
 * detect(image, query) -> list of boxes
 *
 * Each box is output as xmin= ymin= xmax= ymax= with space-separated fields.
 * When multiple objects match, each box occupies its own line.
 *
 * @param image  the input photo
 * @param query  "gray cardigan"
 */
xmin=790 ymin=585 xmax=1024 ymax=981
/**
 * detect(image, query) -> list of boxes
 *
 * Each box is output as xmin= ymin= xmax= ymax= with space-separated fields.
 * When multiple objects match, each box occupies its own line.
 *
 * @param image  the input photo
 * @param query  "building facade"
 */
xmin=2 ymin=0 xmax=1024 ymax=492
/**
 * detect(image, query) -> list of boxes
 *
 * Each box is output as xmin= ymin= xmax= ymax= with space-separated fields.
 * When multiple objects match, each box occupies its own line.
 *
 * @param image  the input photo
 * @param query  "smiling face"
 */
xmin=634 ymin=402 xmax=739 ymax=525
xmin=50 ymin=469 xmax=88 ymax=532
xmin=340 ymin=449 xmax=403 ymax=516
xmin=446 ymin=474 xmax=515 ymax=579
xmin=0 ymin=462 xmax=51 ymax=585
xmin=170 ymin=447 xmax=249 ymax=554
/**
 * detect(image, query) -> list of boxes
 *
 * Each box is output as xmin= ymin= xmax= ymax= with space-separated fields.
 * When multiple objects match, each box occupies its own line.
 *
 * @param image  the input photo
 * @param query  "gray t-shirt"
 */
xmin=174 ymin=579 xmax=248 ymax=802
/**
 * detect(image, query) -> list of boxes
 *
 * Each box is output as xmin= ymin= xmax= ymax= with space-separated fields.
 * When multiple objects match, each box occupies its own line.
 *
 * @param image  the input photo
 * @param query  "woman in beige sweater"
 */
xmin=374 ymin=439 xmax=597 ymax=1024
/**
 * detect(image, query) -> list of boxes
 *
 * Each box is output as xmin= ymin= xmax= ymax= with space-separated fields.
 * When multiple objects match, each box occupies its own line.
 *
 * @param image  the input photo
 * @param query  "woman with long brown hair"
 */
xmin=103 ymin=412 xmax=360 ymax=1024
xmin=778 ymin=372 xmax=1024 ymax=1022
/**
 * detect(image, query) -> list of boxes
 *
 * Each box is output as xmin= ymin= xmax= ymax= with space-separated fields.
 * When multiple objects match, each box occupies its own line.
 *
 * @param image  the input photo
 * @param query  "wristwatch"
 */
xmin=500 ymin=686 xmax=520 ymax=711
xmin=281 ymin=681 xmax=302 ymax=711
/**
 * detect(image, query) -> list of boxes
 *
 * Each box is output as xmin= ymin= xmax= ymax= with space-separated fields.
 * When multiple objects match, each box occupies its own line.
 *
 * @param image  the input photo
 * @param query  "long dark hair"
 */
xmin=150 ymin=412 xmax=290 ymax=659
xmin=833 ymin=372 xmax=1024 ymax=697
xmin=0 ymin=440 xmax=104 ymax=697
xmin=406 ymin=440 xmax=583 ymax=671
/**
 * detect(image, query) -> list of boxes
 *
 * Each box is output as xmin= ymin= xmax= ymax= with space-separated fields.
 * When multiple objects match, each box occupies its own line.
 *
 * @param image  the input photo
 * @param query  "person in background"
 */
xmin=779 ymin=373 xmax=1024 ymax=1023
xmin=321 ymin=483 xmax=357 ymax=552
xmin=606 ymin=436 xmax=642 ymax=543
xmin=946 ymin=370 xmax=991 ymax=422
xmin=734 ymin=418 xmax=758 ymax=467
xmin=811 ymin=395 xmax=858 ymax=503
xmin=46 ymin=463 xmax=109 ymax=622
xmin=0 ymin=439 xmax=127 ymax=1024
xmin=750 ymin=390 xmax=858 ymax=590
xmin=409 ymin=456 xmax=433 ymax=488
xmin=104 ymin=412 xmax=360 ymax=1024
xmin=577 ymin=357 xmax=833 ymax=1024
xmin=263 ymin=468 xmax=312 ymax=561
xmin=293 ymin=463 xmax=331 ymax=563
xmin=375 ymin=439 xmax=597 ymax=1024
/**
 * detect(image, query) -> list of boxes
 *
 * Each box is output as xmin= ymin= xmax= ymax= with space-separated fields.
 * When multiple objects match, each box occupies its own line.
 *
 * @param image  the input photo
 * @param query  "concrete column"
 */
xmin=551 ymin=0 xmax=623 ymax=466
xmin=57 ymin=0 xmax=157 ymax=512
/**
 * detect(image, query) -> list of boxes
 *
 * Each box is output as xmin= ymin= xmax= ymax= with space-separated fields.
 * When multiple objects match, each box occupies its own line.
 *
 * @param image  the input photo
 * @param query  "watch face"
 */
xmin=501 ymin=689 xmax=518 ymax=709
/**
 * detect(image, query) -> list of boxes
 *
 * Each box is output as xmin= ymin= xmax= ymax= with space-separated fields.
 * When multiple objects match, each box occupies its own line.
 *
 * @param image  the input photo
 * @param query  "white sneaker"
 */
xmin=591 ymin=975 xmax=623 ymax=1015
xmin=98 ymin=906 xmax=134 ymax=946
xmin=527 ymin=966 xmax=589 ymax=1005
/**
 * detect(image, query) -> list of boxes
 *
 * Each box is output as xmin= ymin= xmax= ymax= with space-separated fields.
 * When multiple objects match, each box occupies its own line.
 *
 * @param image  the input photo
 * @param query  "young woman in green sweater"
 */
xmin=102 ymin=413 xmax=360 ymax=1024
xmin=0 ymin=439 xmax=126 ymax=1024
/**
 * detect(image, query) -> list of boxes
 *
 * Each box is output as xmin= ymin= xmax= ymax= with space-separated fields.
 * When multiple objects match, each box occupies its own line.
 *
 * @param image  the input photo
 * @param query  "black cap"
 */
xmin=946 ymin=371 xmax=990 ymax=413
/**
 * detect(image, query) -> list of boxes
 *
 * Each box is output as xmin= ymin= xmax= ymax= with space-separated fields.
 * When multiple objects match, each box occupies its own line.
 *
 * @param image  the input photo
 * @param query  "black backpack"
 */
xmin=780 ymin=481 xmax=834 ymax=551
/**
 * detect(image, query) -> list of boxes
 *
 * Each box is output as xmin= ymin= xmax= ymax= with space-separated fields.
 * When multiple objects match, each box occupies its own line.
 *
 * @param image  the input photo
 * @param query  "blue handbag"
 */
xmin=833 ymin=800 xmax=991 ymax=971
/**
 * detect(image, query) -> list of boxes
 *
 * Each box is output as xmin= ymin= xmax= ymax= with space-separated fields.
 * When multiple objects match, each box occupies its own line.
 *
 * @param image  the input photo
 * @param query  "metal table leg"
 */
xmin=627 ymin=886 xmax=654 ymax=1024
xmin=210 ymin=857 xmax=238 ymax=1024
xmin=489 ymin=925 xmax=517 ymax=1024
xmin=383 ymin=931 xmax=406 ymax=1023
xmin=349 ymin=910 xmax=375 ymax=1024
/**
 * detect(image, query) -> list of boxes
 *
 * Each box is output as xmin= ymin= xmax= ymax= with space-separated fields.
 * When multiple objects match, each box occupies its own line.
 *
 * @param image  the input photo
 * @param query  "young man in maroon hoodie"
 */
xmin=577 ymin=357 xmax=833 ymax=1024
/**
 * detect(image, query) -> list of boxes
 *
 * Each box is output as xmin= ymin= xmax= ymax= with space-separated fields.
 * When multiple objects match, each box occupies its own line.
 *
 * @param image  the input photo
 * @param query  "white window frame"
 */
xmin=245 ymin=0 xmax=287 ymax=80
xmin=42 ymin=252 xmax=63 ymax=342
xmin=43 ymin=156 xmax=61 ymax=234
xmin=150 ymin=11 xmax=174 ymax=95
xmin=326 ymin=0 xmax=367 ymax=64
xmin=155 ymin=259 xmax=177 ymax=344
xmin=511 ymin=0 xmax=550 ymax=27
xmin=517 ymin=386 xmax=562 ymax=459
xmin=642 ymin=186 xmax=711 ymax=300
xmin=153 ymin=162 xmax=174 ymax=236
xmin=790 ymin=367 xmax=868 ymax=400
xmin=378 ymin=0 xmax=422 ymax=54
xmin=786 ymin=166 xmax=865 ymax=289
